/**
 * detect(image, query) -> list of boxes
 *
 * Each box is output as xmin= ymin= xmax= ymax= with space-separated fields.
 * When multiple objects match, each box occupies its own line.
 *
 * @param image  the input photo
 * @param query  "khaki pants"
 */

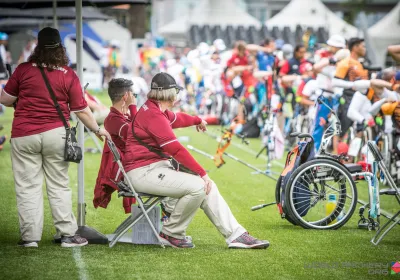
xmin=11 ymin=126 xmax=78 ymax=242
xmin=127 ymin=161 xmax=246 ymax=244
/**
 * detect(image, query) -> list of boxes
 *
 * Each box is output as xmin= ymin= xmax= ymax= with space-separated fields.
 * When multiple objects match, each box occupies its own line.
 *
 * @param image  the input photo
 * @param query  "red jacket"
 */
xmin=93 ymin=106 xmax=136 ymax=214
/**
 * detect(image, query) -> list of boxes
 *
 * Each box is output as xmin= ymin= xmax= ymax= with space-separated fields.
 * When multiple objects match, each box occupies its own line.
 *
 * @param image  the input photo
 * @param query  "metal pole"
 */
xmin=53 ymin=0 xmax=58 ymax=29
xmin=76 ymin=0 xmax=85 ymax=227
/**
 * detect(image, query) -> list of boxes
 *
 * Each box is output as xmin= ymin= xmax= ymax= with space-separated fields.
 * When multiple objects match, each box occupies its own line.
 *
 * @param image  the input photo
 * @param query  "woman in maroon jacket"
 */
xmin=125 ymin=73 xmax=269 ymax=249
xmin=0 ymin=27 xmax=110 ymax=248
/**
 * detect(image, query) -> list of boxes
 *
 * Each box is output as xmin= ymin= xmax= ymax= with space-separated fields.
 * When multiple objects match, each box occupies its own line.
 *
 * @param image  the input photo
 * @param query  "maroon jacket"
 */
xmin=93 ymin=105 xmax=137 ymax=214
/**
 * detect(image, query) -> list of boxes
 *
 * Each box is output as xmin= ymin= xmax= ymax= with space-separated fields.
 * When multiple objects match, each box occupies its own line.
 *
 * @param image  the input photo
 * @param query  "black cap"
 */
xmin=151 ymin=72 xmax=183 ymax=91
xmin=38 ymin=27 xmax=62 ymax=49
xmin=348 ymin=37 xmax=364 ymax=51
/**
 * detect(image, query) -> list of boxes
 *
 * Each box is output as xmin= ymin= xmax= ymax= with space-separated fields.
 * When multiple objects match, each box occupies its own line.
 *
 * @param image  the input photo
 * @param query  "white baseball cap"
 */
xmin=326 ymin=34 xmax=346 ymax=48
xmin=282 ymin=44 xmax=293 ymax=59
xmin=213 ymin=39 xmax=226 ymax=52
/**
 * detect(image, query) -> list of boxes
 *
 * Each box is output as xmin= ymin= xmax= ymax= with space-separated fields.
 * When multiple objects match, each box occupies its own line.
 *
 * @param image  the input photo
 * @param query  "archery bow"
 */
xmin=214 ymin=129 xmax=233 ymax=168
xmin=213 ymin=128 xmax=250 ymax=168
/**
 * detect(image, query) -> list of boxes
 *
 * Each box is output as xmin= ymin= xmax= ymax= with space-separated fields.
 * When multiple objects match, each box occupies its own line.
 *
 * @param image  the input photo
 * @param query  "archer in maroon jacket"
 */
xmin=94 ymin=78 xmax=137 ymax=213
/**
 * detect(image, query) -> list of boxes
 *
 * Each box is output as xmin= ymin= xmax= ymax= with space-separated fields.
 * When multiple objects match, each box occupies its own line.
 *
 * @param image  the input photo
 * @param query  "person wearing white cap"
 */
xmin=310 ymin=34 xmax=347 ymax=152
xmin=314 ymin=34 xmax=346 ymax=63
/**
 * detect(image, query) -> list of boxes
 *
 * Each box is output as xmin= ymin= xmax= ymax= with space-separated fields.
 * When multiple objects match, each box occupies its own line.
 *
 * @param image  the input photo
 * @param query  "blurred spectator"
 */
xmin=279 ymin=44 xmax=307 ymax=76
xmin=107 ymin=40 xmax=121 ymax=83
xmin=100 ymin=41 xmax=110 ymax=89
xmin=247 ymin=38 xmax=276 ymax=72
xmin=18 ymin=39 xmax=37 ymax=65
xmin=0 ymin=32 xmax=9 ymax=80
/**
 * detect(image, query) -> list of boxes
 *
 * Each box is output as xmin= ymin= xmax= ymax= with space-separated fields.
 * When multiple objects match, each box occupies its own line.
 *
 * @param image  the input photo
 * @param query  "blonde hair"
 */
xmin=147 ymin=88 xmax=177 ymax=102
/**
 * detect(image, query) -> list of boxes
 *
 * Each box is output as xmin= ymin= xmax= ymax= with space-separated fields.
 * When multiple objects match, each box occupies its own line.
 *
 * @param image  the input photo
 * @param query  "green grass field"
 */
xmin=0 ymin=92 xmax=399 ymax=280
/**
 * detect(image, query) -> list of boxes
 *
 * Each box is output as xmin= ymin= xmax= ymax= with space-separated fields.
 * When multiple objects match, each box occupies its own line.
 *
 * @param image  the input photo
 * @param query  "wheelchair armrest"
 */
xmin=344 ymin=163 xmax=363 ymax=174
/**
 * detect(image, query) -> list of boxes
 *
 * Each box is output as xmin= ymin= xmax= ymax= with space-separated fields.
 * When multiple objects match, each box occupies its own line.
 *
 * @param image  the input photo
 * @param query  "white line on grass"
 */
xmin=72 ymin=247 xmax=89 ymax=280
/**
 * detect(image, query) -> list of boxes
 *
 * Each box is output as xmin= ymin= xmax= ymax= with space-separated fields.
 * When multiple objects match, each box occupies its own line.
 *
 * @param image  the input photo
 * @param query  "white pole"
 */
xmin=53 ymin=0 xmax=58 ymax=29
xmin=76 ymin=0 xmax=85 ymax=227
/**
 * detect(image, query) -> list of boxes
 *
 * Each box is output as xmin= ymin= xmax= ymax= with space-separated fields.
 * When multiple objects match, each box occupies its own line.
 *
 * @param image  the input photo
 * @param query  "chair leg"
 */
xmin=371 ymin=211 xmax=400 ymax=245
xmin=113 ymin=215 xmax=135 ymax=234
xmin=112 ymin=197 xmax=153 ymax=235
xmin=132 ymin=197 xmax=165 ymax=248
xmin=109 ymin=198 xmax=163 ymax=248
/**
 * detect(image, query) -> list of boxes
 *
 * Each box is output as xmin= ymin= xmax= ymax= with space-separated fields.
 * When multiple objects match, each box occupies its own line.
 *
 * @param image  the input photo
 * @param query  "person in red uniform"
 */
xmin=94 ymin=78 xmax=137 ymax=213
xmin=279 ymin=44 xmax=307 ymax=76
xmin=124 ymin=72 xmax=269 ymax=249
xmin=0 ymin=27 xmax=110 ymax=248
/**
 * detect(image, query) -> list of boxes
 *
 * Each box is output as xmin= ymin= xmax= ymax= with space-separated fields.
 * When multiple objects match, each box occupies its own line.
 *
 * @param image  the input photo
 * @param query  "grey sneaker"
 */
xmin=17 ymin=240 xmax=38 ymax=248
xmin=159 ymin=232 xmax=195 ymax=248
xmin=228 ymin=232 xmax=270 ymax=249
xmin=61 ymin=235 xmax=88 ymax=248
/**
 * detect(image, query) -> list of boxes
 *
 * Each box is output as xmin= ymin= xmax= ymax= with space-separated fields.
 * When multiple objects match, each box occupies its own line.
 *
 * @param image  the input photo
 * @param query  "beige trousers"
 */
xmin=127 ymin=160 xmax=246 ymax=244
xmin=11 ymin=126 xmax=78 ymax=242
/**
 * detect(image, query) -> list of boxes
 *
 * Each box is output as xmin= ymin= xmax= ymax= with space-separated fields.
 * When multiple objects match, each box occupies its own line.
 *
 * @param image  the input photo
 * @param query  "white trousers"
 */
xmin=11 ymin=127 xmax=78 ymax=241
xmin=127 ymin=160 xmax=246 ymax=244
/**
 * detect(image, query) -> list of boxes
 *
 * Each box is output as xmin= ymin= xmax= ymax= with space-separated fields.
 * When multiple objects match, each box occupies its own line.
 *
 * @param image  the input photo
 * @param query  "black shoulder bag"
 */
xmin=131 ymin=115 xmax=197 ymax=176
xmin=39 ymin=67 xmax=82 ymax=163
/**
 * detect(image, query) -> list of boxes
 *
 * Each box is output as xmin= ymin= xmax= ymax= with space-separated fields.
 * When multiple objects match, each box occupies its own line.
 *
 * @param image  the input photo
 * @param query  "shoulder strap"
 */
xmin=131 ymin=113 xmax=170 ymax=159
xmin=39 ymin=66 xmax=69 ymax=129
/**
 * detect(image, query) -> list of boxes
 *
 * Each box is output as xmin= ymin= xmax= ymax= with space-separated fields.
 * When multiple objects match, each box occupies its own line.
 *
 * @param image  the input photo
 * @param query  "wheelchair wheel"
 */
xmin=284 ymin=158 xmax=358 ymax=229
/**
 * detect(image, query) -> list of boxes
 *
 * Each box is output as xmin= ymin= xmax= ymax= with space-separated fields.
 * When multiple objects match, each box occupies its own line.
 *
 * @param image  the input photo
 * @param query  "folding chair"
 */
xmin=368 ymin=141 xmax=400 ymax=245
xmin=106 ymin=140 xmax=165 ymax=248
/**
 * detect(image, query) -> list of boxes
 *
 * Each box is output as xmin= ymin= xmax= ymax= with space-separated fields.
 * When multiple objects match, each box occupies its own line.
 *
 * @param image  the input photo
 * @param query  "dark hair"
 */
xmin=262 ymin=38 xmax=272 ymax=46
xmin=348 ymin=37 xmax=364 ymax=52
xmin=294 ymin=44 xmax=305 ymax=53
xmin=28 ymin=45 xmax=69 ymax=68
xmin=108 ymin=78 xmax=133 ymax=103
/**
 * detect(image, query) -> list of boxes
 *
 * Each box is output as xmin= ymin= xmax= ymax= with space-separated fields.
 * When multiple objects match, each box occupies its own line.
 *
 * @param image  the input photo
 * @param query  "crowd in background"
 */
xmin=1 ymin=28 xmax=400 ymax=179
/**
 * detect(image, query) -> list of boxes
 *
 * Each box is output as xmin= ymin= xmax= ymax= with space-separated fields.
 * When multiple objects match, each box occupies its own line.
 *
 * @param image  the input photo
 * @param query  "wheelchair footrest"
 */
xmin=380 ymin=188 xmax=399 ymax=196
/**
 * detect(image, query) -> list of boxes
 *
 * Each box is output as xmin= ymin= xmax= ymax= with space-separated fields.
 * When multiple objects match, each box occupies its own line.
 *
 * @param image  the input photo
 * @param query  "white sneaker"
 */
xmin=17 ymin=240 xmax=38 ymax=248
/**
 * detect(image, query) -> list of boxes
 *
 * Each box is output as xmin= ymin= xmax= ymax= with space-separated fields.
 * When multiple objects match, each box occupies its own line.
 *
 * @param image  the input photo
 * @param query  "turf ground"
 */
xmin=0 ymin=91 xmax=399 ymax=280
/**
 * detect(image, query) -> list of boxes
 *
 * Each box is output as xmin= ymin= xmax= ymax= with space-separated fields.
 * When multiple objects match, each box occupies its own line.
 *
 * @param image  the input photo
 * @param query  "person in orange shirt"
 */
xmin=333 ymin=38 xmax=392 ymax=138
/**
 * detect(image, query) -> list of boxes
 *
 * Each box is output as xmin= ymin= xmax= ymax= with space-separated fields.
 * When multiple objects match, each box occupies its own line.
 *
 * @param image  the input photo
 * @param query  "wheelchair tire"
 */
xmin=284 ymin=158 xmax=358 ymax=230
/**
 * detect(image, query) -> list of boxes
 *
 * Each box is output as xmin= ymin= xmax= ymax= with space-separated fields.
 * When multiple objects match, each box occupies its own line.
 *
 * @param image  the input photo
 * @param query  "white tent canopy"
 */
xmin=368 ymin=2 xmax=400 ymax=67
xmin=265 ymin=0 xmax=359 ymax=39
xmin=159 ymin=0 xmax=261 ymax=42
